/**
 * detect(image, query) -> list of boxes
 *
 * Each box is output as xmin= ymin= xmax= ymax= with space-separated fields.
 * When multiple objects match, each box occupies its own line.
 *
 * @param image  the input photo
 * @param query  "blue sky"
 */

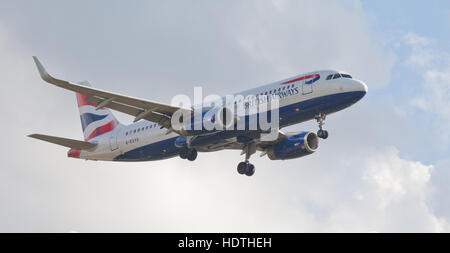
xmin=361 ymin=0 xmax=450 ymax=163
xmin=0 ymin=0 xmax=449 ymax=232
xmin=363 ymin=0 xmax=449 ymax=45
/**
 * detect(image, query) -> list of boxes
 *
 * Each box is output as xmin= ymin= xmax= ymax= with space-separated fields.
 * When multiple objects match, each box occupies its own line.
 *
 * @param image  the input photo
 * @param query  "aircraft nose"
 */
xmin=359 ymin=80 xmax=368 ymax=93
xmin=354 ymin=80 xmax=367 ymax=101
xmin=351 ymin=79 xmax=367 ymax=96
xmin=345 ymin=79 xmax=367 ymax=103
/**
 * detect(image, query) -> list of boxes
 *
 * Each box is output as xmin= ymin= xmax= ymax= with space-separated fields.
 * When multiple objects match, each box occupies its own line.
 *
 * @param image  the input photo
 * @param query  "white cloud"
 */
xmin=409 ymin=97 xmax=428 ymax=111
xmin=309 ymin=146 xmax=447 ymax=232
xmin=423 ymin=70 xmax=450 ymax=121
xmin=229 ymin=0 xmax=395 ymax=89
xmin=404 ymin=32 xmax=436 ymax=68
xmin=404 ymin=32 xmax=431 ymax=47
xmin=405 ymin=32 xmax=450 ymax=144
xmin=363 ymin=147 xmax=431 ymax=208
xmin=429 ymin=159 xmax=450 ymax=219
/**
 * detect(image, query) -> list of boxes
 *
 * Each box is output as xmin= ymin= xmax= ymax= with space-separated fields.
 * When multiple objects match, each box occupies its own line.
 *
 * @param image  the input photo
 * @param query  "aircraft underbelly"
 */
xmin=111 ymin=91 xmax=364 ymax=161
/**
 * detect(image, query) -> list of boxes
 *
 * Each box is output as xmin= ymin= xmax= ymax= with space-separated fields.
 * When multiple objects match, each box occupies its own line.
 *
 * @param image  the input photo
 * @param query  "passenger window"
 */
xmin=282 ymin=86 xmax=285 ymax=90
xmin=265 ymin=92 xmax=268 ymax=95
xmin=133 ymin=130 xmax=136 ymax=133
xmin=126 ymin=132 xmax=128 ymax=136
xmin=326 ymin=74 xmax=333 ymax=80
xmin=333 ymin=74 xmax=341 ymax=79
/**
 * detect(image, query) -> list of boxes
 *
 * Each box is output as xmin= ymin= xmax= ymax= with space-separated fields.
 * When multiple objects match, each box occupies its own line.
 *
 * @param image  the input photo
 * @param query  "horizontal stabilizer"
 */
xmin=28 ymin=134 xmax=97 ymax=150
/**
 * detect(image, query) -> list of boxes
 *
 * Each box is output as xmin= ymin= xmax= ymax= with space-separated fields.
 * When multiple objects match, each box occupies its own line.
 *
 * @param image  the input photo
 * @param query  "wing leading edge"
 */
xmin=32 ymin=56 xmax=192 ymax=129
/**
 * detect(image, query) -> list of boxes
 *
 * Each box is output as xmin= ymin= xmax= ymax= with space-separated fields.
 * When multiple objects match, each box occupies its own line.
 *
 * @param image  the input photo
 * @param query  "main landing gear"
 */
xmin=315 ymin=112 xmax=329 ymax=139
xmin=237 ymin=161 xmax=255 ymax=176
xmin=237 ymin=142 xmax=256 ymax=176
xmin=179 ymin=148 xmax=197 ymax=161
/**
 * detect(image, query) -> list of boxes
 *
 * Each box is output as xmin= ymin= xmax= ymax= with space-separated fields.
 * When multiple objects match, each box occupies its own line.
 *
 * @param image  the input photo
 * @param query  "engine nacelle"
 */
xmin=267 ymin=131 xmax=318 ymax=160
xmin=182 ymin=107 xmax=236 ymax=135
xmin=174 ymin=136 xmax=188 ymax=148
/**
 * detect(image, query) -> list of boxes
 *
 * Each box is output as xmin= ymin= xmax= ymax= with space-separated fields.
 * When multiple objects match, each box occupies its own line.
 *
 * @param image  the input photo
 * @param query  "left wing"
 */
xmin=32 ymin=56 xmax=192 ymax=129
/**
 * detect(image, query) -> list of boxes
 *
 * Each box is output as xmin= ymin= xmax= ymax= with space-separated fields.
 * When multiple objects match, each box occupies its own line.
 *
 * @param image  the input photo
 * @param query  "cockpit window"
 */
xmin=341 ymin=74 xmax=352 ymax=79
xmin=333 ymin=73 xmax=341 ymax=79
xmin=326 ymin=73 xmax=352 ymax=81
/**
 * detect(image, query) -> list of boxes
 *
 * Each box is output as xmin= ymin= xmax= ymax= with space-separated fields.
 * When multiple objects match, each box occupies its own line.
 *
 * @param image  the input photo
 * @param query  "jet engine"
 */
xmin=185 ymin=106 xmax=237 ymax=135
xmin=267 ymin=131 xmax=319 ymax=160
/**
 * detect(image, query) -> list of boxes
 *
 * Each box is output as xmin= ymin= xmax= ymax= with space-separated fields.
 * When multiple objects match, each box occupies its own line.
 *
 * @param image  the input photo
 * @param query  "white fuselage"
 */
xmin=79 ymin=70 xmax=367 ymax=161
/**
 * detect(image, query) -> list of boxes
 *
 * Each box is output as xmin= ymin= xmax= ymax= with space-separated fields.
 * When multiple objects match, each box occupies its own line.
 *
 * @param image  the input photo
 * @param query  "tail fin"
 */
xmin=76 ymin=81 xmax=120 ymax=141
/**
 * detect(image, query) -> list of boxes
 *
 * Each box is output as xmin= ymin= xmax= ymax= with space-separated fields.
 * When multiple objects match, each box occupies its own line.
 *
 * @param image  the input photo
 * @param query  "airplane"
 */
xmin=28 ymin=56 xmax=367 ymax=176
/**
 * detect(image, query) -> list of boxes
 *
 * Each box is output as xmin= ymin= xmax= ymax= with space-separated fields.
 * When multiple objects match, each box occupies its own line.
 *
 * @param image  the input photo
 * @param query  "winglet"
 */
xmin=32 ymin=56 xmax=54 ymax=83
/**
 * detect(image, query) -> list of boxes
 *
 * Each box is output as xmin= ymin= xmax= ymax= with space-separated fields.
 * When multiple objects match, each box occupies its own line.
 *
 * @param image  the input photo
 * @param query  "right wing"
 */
xmin=28 ymin=134 xmax=97 ymax=150
xmin=32 ymin=56 xmax=192 ymax=129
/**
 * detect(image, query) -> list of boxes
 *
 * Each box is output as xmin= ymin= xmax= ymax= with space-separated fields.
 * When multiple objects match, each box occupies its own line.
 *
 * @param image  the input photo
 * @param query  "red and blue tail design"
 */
xmin=76 ymin=81 xmax=120 ymax=141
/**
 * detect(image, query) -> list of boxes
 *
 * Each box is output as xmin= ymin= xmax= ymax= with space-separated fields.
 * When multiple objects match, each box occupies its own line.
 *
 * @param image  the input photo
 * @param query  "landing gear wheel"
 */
xmin=237 ymin=162 xmax=247 ymax=174
xmin=179 ymin=148 xmax=188 ymax=159
xmin=237 ymin=162 xmax=255 ymax=176
xmin=187 ymin=149 xmax=197 ymax=161
xmin=322 ymin=130 xmax=329 ymax=139
xmin=245 ymin=163 xmax=255 ymax=177
xmin=317 ymin=130 xmax=329 ymax=139
xmin=317 ymin=129 xmax=324 ymax=138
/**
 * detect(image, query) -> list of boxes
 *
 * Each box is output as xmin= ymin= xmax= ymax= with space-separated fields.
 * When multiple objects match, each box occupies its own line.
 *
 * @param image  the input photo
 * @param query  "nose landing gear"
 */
xmin=315 ymin=113 xmax=329 ymax=139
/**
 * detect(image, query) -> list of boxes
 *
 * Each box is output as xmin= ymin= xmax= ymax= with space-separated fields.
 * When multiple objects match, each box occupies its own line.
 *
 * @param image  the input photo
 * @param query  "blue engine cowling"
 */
xmin=267 ymin=131 xmax=319 ymax=160
xmin=174 ymin=136 xmax=188 ymax=148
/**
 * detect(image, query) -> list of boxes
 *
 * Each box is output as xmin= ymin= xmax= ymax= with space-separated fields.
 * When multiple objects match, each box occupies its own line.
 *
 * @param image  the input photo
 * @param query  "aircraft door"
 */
xmin=302 ymin=73 xmax=314 ymax=95
xmin=109 ymin=131 xmax=118 ymax=151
